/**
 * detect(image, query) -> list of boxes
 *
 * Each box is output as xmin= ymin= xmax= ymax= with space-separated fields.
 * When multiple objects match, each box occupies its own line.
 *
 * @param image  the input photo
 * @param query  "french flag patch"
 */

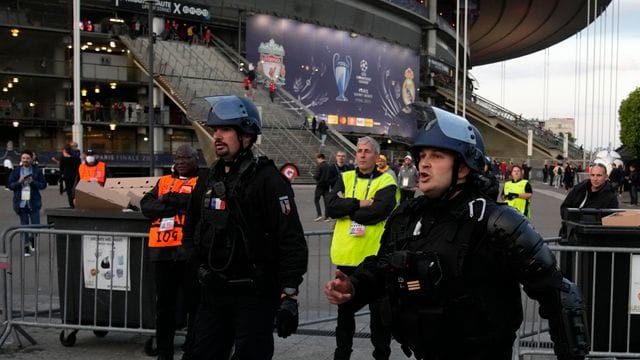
xmin=279 ymin=196 xmax=291 ymax=215
xmin=211 ymin=198 xmax=226 ymax=210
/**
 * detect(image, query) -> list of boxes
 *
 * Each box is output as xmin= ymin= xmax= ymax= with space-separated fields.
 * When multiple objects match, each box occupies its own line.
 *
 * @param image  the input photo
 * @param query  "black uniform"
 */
xmin=313 ymin=160 xmax=331 ymax=218
xmin=183 ymin=151 xmax=308 ymax=360
xmin=347 ymin=184 xmax=588 ymax=359
xmin=140 ymin=173 xmax=201 ymax=359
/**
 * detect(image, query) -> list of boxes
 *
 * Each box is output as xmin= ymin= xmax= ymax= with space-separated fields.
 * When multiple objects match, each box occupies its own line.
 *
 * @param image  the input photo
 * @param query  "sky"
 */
xmin=471 ymin=0 xmax=640 ymax=152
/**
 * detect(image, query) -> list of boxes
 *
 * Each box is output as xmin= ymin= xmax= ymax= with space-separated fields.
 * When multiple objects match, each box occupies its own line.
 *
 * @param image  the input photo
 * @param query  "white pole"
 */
xmin=454 ymin=0 xmax=460 ymax=114
xmin=72 ymin=0 xmax=83 ymax=151
xmin=462 ymin=0 xmax=468 ymax=117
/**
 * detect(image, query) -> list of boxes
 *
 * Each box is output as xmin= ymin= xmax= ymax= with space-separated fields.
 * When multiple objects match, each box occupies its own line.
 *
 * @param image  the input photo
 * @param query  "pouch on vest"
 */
xmin=385 ymin=250 xmax=443 ymax=302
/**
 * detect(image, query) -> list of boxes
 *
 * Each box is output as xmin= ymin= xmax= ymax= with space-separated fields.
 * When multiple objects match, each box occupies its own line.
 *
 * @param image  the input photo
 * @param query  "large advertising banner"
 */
xmin=246 ymin=15 xmax=420 ymax=140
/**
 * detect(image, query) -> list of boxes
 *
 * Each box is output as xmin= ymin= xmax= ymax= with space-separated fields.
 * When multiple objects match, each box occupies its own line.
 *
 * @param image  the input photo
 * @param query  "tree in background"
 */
xmin=619 ymin=87 xmax=640 ymax=158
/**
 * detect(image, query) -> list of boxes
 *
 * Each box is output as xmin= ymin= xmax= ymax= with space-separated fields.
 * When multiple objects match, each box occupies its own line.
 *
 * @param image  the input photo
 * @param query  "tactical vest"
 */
xmin=503 ymin=179 xmax=530 ymax=217
xmin=147 ymin=175 xmax=198 ymax=248
xmin=381 ymin=197 xmax=521 ymax=356
xmin=330 ymin=170 xmax=399 ymax=266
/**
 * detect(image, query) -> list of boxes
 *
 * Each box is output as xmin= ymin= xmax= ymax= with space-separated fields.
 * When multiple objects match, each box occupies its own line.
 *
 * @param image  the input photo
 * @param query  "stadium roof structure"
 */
xmin=465 ymin=0 xmax=612 ymax=66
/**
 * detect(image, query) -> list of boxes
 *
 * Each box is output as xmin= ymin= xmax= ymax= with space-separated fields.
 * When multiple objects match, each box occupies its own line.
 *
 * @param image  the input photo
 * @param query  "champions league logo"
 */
xmin=333 ymin=53 xmax=352 ymax=102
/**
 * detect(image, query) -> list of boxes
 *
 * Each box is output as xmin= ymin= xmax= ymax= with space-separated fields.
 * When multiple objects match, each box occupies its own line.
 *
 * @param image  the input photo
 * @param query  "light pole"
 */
xmin=146 ymin=0 xmax=156 ymax=175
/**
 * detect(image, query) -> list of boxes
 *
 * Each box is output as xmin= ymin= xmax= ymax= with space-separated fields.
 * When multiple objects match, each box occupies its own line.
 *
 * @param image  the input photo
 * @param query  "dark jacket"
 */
xmin=182 ymin=151 xmax=308 ymax=293
xmin=347 ymin=185 xmax=574 ymax=356
xmin=59 ymin=156 xmax=81 ymax=184
xmin=559 ymin=179 xmax=619 ymax=237
xmin=313 ymin=161 xmax=331 ymax=189
xmin=327 ymin=163 xmax=355 ymax=189
xmin=8 ymin=166 xmax=47 ymax=213
xmin=560 ymin=179 xmax=619 ymax=220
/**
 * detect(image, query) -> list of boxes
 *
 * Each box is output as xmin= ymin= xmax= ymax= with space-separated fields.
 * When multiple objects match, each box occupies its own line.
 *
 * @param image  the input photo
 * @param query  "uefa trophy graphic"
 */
xmin=333 ymin=53 xmax=352 ymax=102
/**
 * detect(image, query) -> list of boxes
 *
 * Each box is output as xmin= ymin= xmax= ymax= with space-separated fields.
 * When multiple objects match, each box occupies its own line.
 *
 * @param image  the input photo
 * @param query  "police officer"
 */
xmin=502 ymin=164 xmax=533 ymax=217
xmin=183 ymin=95 xmax=308 ymax=359
xmin=141 ymin=144 xmax=201 ymax=360
xmin=324 ymin=106 xmax=589 ymax=359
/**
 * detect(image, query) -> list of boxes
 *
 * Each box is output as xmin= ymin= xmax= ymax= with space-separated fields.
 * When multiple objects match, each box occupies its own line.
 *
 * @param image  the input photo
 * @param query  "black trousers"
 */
xmin=154 ymin=260 xmax=199 ymax=358
xmin=314 ymin=186 xmax=329 ymax=217
xmin=64 ymin=178 xmax=76 ymax=208
xmin=335 ymin=266 xmax=391 ymax=360
xmin=191 ymin=287 xmax=278 ymax=360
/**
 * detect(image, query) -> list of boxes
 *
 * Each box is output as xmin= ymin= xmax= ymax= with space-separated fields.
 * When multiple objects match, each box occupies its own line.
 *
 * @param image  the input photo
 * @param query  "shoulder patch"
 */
xmin=279 ymin=195 xmax=291 ymax=215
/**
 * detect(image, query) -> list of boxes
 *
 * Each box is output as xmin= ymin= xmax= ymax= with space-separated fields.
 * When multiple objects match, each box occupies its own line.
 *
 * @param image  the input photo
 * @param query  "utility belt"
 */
xmin=197 ymin=264 xmax=270 ymax=295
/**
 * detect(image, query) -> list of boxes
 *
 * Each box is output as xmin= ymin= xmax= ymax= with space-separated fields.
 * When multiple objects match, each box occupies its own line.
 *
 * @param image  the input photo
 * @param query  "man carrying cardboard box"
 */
xmin=140 ymin=144 xmax=201 ymax=360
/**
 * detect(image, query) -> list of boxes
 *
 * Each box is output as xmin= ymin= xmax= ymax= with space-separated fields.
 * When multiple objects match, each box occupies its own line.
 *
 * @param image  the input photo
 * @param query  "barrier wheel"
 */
xmin=93 ymin=330 xmax=108 ymax=338
xmin=59 ymin=329 xmax=78 ymax=347
xmin=144 ymin=336 xmax=158 ymax=356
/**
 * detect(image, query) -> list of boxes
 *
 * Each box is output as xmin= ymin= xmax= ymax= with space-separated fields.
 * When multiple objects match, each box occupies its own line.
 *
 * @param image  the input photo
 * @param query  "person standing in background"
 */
xmin=59 ymin=145 xmax=81 ymax=208
xmin=7 ymin=150 xmax=47 ymax=256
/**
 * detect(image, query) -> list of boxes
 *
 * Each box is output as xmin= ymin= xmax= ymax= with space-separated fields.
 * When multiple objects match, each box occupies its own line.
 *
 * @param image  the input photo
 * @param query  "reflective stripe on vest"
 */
xmin=330 ymin=170 xmax=399 ymax=266
xmin=503 ymin=179 xmax=531 ymax=218
xmin=79 ymin=162 xmax=107 ymax=186
xmin=148 ymin=175 xmax=198 ymax=248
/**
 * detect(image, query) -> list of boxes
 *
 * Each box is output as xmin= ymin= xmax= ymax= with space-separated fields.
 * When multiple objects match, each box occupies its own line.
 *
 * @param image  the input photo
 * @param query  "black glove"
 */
xmin=506 ymin=192 xmax=519 ymax=200
xmin=275 ymin=297 xmax=299 ymax=338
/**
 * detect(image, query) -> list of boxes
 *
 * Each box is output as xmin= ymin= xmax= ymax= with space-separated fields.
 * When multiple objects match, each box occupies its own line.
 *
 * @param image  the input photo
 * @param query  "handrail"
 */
xmin=436 ymin=85 xmax=582 ymax=159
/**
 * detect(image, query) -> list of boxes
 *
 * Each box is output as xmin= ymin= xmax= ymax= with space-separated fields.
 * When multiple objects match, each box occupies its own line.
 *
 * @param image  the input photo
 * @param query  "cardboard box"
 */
xmin=74 ymin=177 xmax=159 ymax=210
xmin=602 ymin=210 xmax=640 ymax=227
xmin=74 ymin=181 xmax=132 ymax=210
xmin=105 ymin=177 xmax=160 ymax=209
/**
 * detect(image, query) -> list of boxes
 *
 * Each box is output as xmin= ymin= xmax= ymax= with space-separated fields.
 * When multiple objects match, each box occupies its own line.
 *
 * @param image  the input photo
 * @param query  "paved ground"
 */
xmin=0 ymin=179 xmax=636 ymax=359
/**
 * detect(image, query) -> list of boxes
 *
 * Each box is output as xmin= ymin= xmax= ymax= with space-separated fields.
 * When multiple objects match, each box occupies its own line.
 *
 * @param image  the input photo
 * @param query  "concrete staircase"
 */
xmin=119 ymin=34 xmax=355 ymax=183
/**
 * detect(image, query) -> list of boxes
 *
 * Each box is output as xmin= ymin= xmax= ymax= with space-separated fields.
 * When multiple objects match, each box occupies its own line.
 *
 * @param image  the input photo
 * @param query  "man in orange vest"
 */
xmin=141 ymin=144 xmax=201 ymax=360
xmin=78 ymin=150 xmax=108 ymax=186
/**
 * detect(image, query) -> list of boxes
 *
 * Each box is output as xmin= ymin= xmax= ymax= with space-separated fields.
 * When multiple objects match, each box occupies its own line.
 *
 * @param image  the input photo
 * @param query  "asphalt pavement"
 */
xmin=0 ymin=179 xmax=636 ymax=359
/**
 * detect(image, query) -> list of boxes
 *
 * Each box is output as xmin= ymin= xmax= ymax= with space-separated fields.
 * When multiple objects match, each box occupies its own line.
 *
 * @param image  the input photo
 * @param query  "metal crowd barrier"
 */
xmin=3 ymin=227 xmax=640 ymax=360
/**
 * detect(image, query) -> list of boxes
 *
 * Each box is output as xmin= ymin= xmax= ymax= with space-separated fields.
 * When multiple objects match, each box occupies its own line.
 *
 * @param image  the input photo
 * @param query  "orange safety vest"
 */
xmin=148 ymin=175 xmax=198 ymax=248
xmin=78 ymin=161 xmax=107 ymax=186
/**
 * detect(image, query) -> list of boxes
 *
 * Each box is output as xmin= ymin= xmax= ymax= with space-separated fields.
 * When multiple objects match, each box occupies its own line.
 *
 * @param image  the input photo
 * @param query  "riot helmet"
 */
xmin=193 ymin=95 xmax=261 ymax=135
xmin=410 ymin=106 xmax=483 ymax=172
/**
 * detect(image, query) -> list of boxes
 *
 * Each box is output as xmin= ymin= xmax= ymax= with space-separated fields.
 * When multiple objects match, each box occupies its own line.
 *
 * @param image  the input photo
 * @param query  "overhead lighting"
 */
xmin=109 ymin=123 xmax=117 ymax=131
xmin=29 ymin=102 xmax=35 ymax=107
xmin=387 ymin=139 xmax=392 ymax=144
xmin=95 ymin=47 xmax=100 ymax=51
xmin=2 ymin=87 xmax=7 ymax=92
xmin=109 ymin=82 xmax=117 ymax=89
xmin=7 ymin=83 xmax=13 ymax=89
xmin=109 ymin=18 xmax=125 ymax=23
xmin=143 ymin=136 xmax=149 ymax=141
xmin=12 ymin=77 xmax=18 ymax=83
xmin=86 ymin=42 xmax=93 ymax=46
xmin=94 ymin=85 xmax=100 ymax=94
xmin=12 ymin=121 xmax=19 ymax=127
xmin=109 ymin=41 xmax=116 ymax=48
xmin=81 ymin=45 xmax=88 ymax=50
xmin=106 ymin=49 xmax=112 ymax=53
xmin=349 ymin=32 xmax=358 ymax=38
xmin=10 ymin=28 xmax=19 ymax=37
xmin=67 ymin=45 xmax=72 ymax=49
xmin=101 ymin=46 xmax=107 ymax=50
xmin=81 ymin=88 xmax=87 ymax=96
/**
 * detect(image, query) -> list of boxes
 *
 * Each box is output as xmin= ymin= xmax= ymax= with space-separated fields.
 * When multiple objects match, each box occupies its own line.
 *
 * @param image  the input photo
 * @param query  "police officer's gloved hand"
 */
xmin=506 ymin=192 xmax=519 ymax=200
xmin=276 ymin=294 xmax=299 ymax=338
